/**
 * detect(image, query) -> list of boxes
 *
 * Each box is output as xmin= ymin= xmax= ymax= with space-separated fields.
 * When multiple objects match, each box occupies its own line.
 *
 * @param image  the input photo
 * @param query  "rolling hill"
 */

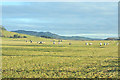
xmin=0 ymin=26 xmax=61 ymax=42
xmin=0 ymin=26 xmax=102 ymax=40
xmin=12 ymin=30 xmax=97 ymax=40
xmin=0 ymin=26 xmax=59 ymax=42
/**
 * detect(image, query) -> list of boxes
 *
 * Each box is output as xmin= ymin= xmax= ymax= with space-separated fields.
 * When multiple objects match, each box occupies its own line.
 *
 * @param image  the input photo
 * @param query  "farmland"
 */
xmin=1 ymin=36 xmax=119 ymax=78
xmin=1 ymin=1 xmax=119 ymax=78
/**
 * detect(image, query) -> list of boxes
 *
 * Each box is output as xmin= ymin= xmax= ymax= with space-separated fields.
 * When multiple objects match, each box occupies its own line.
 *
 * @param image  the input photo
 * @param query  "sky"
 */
xmin=1 ymin=2 xmax=118 ymax=39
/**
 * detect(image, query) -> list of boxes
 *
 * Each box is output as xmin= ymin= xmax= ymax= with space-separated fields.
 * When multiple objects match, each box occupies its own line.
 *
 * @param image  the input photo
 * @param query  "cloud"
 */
xmin=63 ymin=34 xmax=118 ymax=39
xmin=2 ymin=2 xmax=118 ymax=38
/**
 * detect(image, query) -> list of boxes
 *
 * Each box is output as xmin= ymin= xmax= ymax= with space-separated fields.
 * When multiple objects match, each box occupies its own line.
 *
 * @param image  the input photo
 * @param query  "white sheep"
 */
xmin=53 ymin=42 xmax=55 ymax=44
xmin=104 ymin=43 xmax=106 ymax=45
xmin=58 ymin=42 xmax=61 ymax=44
xmin=85 ymin=43 xmax=88 ymax=45
xmin=30 ymin=40 xmax=32 ymax=43
xmin=106 ymin=43 xmax=109 ymax=45
xmin=69 ymin=43 xmax=72 ymax=45
xmin=39 ymin=41 xmax=43 ymax=44
xmin=100 ymin=43 xmax=102 ymax=46
xmin=117 ymin=43 xmax=119 ymax=45
xmin=89 ymin=43 xmax=92 ymax=45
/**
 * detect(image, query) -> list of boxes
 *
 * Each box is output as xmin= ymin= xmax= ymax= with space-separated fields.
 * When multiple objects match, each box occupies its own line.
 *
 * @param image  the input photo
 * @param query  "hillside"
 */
xmin=12 ymin=30 xmax=96 ymax=40
xmin=0 ymin=26 xmax=102 ymax=40
xmin=1 ymin=29 xmax=29 ymax=38
xmin=105 ymin=37 xmax=119 ymax=40
xmin=13 ymin=30 xmax=60 ymax=39
xmin=0 ymin=25 xmax=6 ymax=31
xmin=0 ymin=27 xmax=58 ymax=42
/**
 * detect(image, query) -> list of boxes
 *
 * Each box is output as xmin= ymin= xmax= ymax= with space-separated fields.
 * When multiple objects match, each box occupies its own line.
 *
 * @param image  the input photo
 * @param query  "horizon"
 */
xmin=1 ymin=2 xmax=118 ymax=39
xmin=8 ymin=29 xmax=118 ymax=39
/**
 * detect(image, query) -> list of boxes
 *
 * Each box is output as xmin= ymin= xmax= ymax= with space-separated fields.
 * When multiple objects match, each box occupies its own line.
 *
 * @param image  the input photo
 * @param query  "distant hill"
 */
xmin=105 ymin=37 xmax=119 ymax=40
xmin=13 ymin=30 xmax=60 ymax=39
xmin=0 ymin=26 xmax=54 ymax=41
xmin=12 ymin=30 xmax=100 ymax=40
xmin=0 ymin=26 xmax=29 ymax=38
xmin=0 ymin=26 xmax=103 ymax=40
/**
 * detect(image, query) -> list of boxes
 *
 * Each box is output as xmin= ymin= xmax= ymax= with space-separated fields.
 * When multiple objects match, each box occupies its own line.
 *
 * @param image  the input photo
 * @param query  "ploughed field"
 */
xmin=2 ymin=38 xmax=119 ymax=78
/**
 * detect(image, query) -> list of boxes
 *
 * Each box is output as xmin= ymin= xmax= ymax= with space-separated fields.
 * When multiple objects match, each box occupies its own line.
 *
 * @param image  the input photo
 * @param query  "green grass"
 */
xmin=1 ymin=37 xmax=119 ymax=78
xmin=1 ymin=30 xmax=119 ymax=78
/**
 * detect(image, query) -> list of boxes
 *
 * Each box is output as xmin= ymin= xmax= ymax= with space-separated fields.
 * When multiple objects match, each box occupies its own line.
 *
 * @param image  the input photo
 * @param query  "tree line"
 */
xmin=1 ymin=34 xmax=27 ymax=38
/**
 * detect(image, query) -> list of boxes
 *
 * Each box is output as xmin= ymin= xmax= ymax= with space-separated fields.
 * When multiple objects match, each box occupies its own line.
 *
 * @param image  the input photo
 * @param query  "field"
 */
xmin=1 ymin=36 xmax=119 ymax=78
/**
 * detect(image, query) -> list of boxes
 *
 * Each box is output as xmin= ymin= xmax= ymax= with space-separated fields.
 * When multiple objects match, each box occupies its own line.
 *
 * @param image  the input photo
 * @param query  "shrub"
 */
xmin=23 ymin=36 xmax=27 ymax=38
xmin=18 ymin=36 xmax=21 ymax=38
xmin=41 ymin=35 xmax=52 ymax=39
xmin=13 ymin=34 xmax=19 ymax=38
xmin=10 ymin=36 xmax=13 ymax=38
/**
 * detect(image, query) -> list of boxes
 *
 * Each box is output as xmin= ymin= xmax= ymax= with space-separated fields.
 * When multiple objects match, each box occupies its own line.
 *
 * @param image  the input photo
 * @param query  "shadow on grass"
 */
xmin=2 ymin=44 xmax=66 ymax=47
xmin=2 ymin=54 xmax=118 ymax=58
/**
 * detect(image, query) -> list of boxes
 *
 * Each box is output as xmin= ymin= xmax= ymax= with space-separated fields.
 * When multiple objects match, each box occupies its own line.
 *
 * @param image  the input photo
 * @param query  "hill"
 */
xmin=13 ymin=30 xmax=60 ymax=39
xmin=0 ymin=28 xmax=28 ymax=38
xmin=0 ymin=26 xmax=57 ymax=42
xmin=105 ymin=37 xmax=119 ymax=40
xmin=12 ymin=30 xmax=97 ymax=40
xmin=0 ymin=26 xmax=102 ymax=40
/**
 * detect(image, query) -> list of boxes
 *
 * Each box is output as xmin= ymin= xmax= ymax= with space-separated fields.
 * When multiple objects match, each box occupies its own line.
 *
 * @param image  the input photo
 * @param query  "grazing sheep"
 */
xmin=39 ymin=41 xmax=43 ymax=44
xmin=53 ymin=42 xmax=55 ymax=44
xmin=106 ymin=43 xmax=109 ymax=45
xmin=89 ymin=43 xmax=92 ymax=45
xmin=104 ymin=43 xmax=106 ymax=45
xmin=58 ymin=42 xmax=61 ymax=44
xmin=100 ymin=43 xmax=102 ymax=46
xmin=69 ymin=43 xmax=71 ymax=45
xmin=85 ymin=43 xmax=88 ymax=45
xmin=117 ymin=43 xmax=119 ymax=45
xmin=30 ymin=40 xmax=32 ymax=43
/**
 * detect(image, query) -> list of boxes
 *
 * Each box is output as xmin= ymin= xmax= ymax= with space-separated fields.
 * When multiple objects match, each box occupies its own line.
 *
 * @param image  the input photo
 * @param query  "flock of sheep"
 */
xmin=85 ymin=42 xmax=110 ymax=46
xmin=26 ymin=40 xmax=119 ymax=46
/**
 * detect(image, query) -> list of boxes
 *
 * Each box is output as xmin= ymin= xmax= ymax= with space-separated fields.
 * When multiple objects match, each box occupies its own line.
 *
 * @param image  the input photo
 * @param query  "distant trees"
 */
xmin=0 ymin=34 xmax=27 ymax=38
xmin=58 ymin=40 xmax=62 ymax=42
xmin=14 ymin=34 xmax=19 ymax=38
xmin=23 ymin=36 xmax=27 ymax=38
xmin=9 ymin=34 xmax=27 ymax=38
xmin=40 ymin=35 xmax=53 ymax=39
xmin=10 ymin=36 xmax=13 ymax=38
xmin=0 ymin=26 xmax=27 ymax=38
xmin=105 ymin=38 xmax=118 ymax=40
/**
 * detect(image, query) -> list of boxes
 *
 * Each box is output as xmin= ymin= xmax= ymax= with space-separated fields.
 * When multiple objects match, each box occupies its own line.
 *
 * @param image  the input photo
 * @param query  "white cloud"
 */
xmin=62 ymin=34 xmax=118 ymax=39
xmin=2 ymin=2 xmax=118 ymax=39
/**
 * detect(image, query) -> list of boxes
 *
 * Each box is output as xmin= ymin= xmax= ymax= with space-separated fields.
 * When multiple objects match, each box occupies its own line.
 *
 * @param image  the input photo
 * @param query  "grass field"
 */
xmin=1 ymin=35 xmax=119 ymax=78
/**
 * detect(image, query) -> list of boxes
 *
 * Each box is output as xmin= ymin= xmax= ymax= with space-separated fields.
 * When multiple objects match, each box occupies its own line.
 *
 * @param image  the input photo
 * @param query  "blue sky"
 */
xmin=2 ymin=2 xmax=118 ymax=39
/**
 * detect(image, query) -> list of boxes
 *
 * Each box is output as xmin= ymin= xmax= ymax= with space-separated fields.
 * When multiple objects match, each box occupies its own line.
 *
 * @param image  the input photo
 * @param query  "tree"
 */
xmin=41 ymin=35 xmax=52 ymax=38
xmin=10 ymin=36 xmax=13 ymax=38
xmin=18 ymin=36 xmax=21 ymax=38
xmin=23 ymin=36 xmax=27 ymax=38
xmin=13 ymin=34 xmax=18 ymax=38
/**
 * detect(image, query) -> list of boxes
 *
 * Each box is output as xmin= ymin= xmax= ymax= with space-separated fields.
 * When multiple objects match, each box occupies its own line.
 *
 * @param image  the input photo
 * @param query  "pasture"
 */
xmin=1 ymin=37 xmax=119 ymax=78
